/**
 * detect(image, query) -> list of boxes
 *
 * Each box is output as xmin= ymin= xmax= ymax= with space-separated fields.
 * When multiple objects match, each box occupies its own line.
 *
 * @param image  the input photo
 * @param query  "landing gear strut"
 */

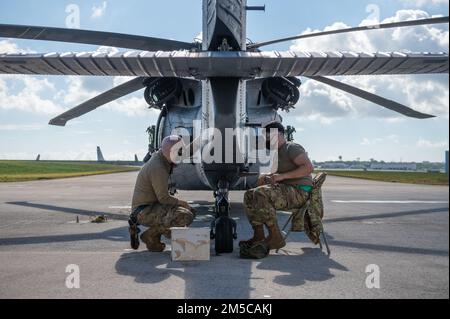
xmin=210 ymin=180 xmax=237 ymax=254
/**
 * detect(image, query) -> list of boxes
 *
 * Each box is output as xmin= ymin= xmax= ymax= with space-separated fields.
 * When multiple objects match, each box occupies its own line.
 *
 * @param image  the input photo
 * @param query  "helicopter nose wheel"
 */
xmin=210 ymin=217 xmax=236 ymax=254
xmin=210 ymin=181 xmax=237 ymax=254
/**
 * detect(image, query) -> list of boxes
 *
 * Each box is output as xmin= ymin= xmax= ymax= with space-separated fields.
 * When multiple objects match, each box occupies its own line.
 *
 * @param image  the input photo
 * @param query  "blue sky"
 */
xmin=0 ymin=0 xmax=449 ymax=162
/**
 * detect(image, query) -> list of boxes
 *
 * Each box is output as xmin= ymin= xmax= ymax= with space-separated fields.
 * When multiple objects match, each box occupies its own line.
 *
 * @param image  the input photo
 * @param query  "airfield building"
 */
xmin=369 ymin=162 xmax=417 ymax=171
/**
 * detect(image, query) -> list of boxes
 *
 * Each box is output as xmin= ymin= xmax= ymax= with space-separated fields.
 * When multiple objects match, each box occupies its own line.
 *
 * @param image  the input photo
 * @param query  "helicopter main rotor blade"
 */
xmin=0 ymin=51 xmax=448 ymax=77
xmin=307 ymin=76 xmax=435 ymax=119
xmin=49 ymin=77 xmax=149 ymax=126
xmin=0 ymin=24 xmax=196 ymax=51
xmin=248 ymin=16 xmax=449 ymax=49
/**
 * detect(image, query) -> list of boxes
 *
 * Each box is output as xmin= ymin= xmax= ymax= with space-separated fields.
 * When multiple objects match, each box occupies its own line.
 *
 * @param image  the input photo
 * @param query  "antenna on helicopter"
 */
xmin=246 ymin=5 xmax=265 ymax=11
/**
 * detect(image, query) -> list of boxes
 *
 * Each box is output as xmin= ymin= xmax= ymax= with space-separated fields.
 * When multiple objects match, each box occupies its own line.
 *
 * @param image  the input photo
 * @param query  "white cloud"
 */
xmin=294 ymin=78 xmax=355 ymax=124
xmin=400 ymin=0 xmax=449 ymax=8
xmin=386 ymin=134 xmax=400 ymax=143
xmin=91 ymin=1 xmax=107 ymax=19
xmin=105 ymin=96 xmax=156 ymax=117
xmin=49 ymin=76 xmax=149 ymax=118
xmin=0 ymin=40 xmax=35 ymax=54
xmin=113 ymin=76 xmax=136 ymax=87
xmin=0 ymin=123 xmax=44 ymax=131
xmin=0 ymin=75 xmax=64 ymax=115
xmin=291 ymin=73 xmax=449 ymax=124
xmin=361 ymin=138 xmax=371 ymax=146
xmin=0 ymin=71 xmax=149 ymax=118
xmin=1 ymin=40 xmax=151 ymax=118
xmin=289 ymin=9 xmax=449 ymax=123
xmin=417 ymin=138 xmax=449 ymax=148
xmin=0 ymin=40 xmax=21 ymax=53
xmin=94 ymin=46 xmax=119 ymax=55
xmin=74 ymin=130 xmax=95 ymax=135
xmin=361 ymin=134 xmax=401 ymax=146
xmin=290 ymin=9 xmax=449 ymax=52
xmin=58 ymin=77 xmax=100 ymax=106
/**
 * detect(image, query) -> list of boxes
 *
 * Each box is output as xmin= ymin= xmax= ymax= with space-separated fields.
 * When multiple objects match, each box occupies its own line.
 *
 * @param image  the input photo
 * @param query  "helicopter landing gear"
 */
xmin=210 ymin=180 xmax=237 ymax=254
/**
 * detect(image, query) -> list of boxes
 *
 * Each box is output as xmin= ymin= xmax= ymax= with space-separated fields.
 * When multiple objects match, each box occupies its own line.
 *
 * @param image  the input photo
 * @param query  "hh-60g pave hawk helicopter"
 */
xmin=0 ymin=0 xmax=448 ymax=253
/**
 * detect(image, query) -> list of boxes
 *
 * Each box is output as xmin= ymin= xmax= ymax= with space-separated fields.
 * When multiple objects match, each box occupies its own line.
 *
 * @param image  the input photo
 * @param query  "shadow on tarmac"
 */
xmin=115 ymin=250 xmax=255 ymax=298
xmin=3 ymin=201 xmax=448 ymax=257
xmin=114 ymin=248 xmax=347 ymax=298
xmin=6 ymin=201 xmax=127 ymax=220
xmin=257 ymin=248 xmax=348 ymax=287
xmin=0 ymin=226 xmax=129 ymax=245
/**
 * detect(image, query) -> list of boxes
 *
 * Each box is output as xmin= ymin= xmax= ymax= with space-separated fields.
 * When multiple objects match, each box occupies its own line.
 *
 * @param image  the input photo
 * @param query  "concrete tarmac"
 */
xmin=0 ymin=172 xmax=448 ymax=299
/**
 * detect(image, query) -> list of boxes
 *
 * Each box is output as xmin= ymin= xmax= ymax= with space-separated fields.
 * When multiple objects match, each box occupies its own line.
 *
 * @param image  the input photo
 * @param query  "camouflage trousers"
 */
xmin=289 ymin=188 xmax=324 ymax=233
xmin=137 ymin=203 xmax=194 ymax=234
xmin=244 ymin=184 xmax=308 ymax=227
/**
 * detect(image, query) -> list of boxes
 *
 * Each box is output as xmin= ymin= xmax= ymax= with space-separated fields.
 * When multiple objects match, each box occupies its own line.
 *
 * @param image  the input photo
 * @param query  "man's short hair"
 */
xmin=263 ymin=121 xmax=285 ymax=134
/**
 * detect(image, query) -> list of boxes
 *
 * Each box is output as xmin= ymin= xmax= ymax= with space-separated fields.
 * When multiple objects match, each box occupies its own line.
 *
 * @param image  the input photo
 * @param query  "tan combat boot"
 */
xmin=264 ymin=223 xmax=286 ymax=250
xmin=140 ymin=229 xmax=166 ymax=252
xmin=239 ymin=224 xmax=265 ymax=246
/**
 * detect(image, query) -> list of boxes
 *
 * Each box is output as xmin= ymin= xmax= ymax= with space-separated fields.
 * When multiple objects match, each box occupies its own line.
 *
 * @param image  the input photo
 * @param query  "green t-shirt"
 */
xmin=276 ymin=142 xmax=313 ymax=187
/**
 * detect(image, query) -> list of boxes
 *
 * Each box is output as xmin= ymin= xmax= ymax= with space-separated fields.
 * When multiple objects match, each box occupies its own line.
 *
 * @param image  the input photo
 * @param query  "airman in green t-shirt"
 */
xmin=240 ymin=122 xmax=315 ymax=251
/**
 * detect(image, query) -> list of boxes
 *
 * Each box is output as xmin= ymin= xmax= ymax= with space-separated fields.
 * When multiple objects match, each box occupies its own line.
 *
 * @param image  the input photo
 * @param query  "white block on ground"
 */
xmin=170 ymin=227 xmax=210 ymax=261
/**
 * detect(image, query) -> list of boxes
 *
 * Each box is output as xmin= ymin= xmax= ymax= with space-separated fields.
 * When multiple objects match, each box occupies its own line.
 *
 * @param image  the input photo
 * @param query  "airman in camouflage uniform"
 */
xmin=241 ymin=122 xmax=315 ymax=251
xmin=243 ymin=184 xmax=308 ymax=228
xmin=136 ymin=203 xmax=194 ymax=251
xmin=129 ymin=136 xmax=194 ymax=252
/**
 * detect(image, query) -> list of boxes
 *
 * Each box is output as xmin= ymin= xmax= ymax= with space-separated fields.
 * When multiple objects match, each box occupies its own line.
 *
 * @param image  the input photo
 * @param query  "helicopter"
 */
xmin=0 ymin=0 xmax=448 ymax=253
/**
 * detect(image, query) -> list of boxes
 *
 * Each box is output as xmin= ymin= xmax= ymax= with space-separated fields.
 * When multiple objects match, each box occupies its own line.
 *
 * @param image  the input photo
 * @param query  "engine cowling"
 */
xmin=144 ymin=78 xmax=182 ymax=109
xmin=261 ymin=77 xmax=301 ymax=112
